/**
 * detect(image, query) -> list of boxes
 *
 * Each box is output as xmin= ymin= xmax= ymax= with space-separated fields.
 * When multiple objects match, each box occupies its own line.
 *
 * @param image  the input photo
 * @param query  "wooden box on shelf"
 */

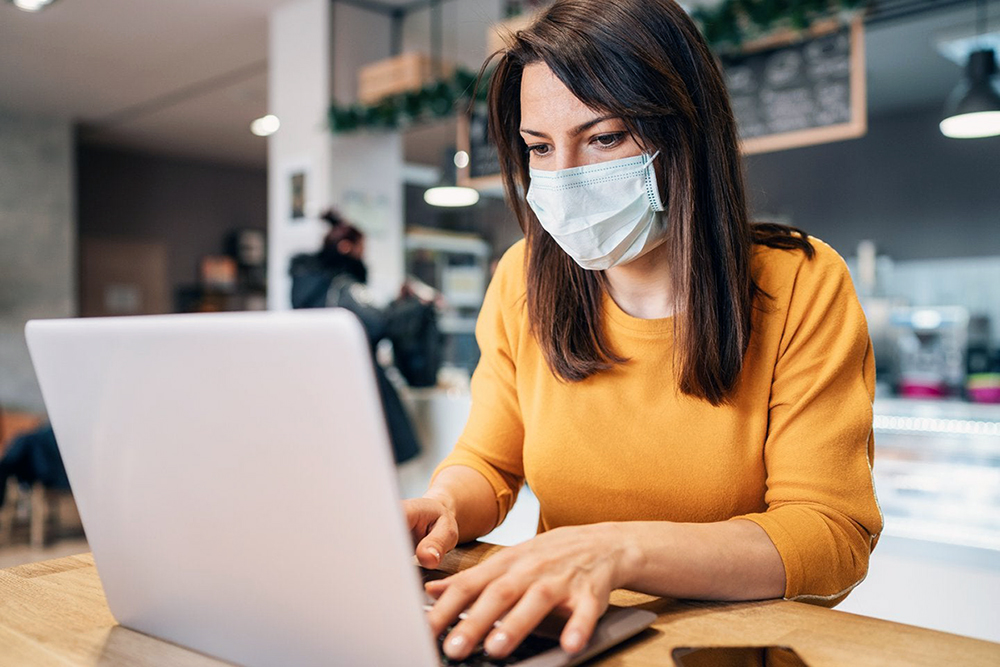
xmin=357 ymin=52 xmax=452 ymax=104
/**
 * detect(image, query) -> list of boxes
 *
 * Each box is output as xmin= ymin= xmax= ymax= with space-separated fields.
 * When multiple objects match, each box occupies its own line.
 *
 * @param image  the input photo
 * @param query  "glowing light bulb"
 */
xmin=250 ymin=114 xmax=280 ymax=137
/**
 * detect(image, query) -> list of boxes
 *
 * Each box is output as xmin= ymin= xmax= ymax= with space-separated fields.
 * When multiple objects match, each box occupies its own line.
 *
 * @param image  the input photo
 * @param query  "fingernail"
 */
xmin=485 ymin=631 xmax=509 ymax=655
xmin=428 ymin=547 xmax=441 ymax=561
xmin=445 ymin=634 xmax=467 ymax=658
xmin=565 ymin=629 xmax=585 ymax=653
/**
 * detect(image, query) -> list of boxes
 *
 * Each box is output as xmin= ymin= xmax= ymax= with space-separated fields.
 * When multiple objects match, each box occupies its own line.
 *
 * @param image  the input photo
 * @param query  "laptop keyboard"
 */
xmin=421 ymin=569 xmax=562 ymax=666
xmin=437 ymin=623 xmax=561 ymax=666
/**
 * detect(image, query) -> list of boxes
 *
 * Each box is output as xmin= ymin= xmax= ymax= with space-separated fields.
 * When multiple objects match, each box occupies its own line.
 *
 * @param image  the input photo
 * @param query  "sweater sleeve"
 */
xmin=431 ymin=243 xmax=526 ymax=526
xmin=735 ymin=241 xmax=883 ymax=607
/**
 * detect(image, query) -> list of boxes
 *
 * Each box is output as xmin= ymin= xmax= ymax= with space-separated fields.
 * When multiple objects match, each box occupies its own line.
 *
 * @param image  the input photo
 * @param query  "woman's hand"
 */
xmin=404 ymin=496 xmax=460 ymax=569
xmin=424 ymin=523 xmax=640 ymax=661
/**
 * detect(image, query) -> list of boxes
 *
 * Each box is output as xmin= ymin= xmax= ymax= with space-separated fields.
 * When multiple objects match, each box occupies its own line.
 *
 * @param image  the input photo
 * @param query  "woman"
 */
xmin=405 ymin=0 xmax=882 ymax=661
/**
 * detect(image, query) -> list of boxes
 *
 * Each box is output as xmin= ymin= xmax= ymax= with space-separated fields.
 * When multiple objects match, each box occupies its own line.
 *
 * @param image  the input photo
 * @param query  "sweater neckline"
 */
xmin=601 ymin=291 xmax=675 ymax=335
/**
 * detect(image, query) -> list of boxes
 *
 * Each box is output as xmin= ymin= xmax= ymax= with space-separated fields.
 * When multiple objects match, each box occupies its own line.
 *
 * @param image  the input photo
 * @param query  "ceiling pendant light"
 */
xmin=420 ymin=7 xmax=479 ymax=209
xmin=940 ymin=0 xmax=1000 ymax=139
xmin=423 ymin=186 xmax=480 ymax=208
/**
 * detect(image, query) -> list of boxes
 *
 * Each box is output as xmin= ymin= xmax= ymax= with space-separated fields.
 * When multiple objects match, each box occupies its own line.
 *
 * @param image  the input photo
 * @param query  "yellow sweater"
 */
xmin=434 ymin=237 xmax=883 ymax=606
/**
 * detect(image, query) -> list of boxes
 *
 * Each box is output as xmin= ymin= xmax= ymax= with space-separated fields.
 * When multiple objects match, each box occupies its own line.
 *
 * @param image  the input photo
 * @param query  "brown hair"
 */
xmin=485 ymin=0 xmax=814 ymax=406
xmin=320 ymin=208 xmax=363 ymax=248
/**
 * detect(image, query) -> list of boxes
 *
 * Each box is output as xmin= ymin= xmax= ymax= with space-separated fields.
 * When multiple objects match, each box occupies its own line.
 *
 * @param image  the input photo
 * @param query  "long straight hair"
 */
xmin=486 ymin=0 xmax=814 ymax=406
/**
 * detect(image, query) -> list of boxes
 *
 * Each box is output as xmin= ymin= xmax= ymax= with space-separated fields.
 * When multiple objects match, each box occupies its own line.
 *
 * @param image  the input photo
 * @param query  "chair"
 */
xmin=0 ymin=408 xmax=79 ymax=548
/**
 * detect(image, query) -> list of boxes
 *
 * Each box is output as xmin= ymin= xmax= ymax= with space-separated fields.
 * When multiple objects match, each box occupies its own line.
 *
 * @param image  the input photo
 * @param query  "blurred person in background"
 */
xmin=290 ymin=209 xmax=426 ymax=464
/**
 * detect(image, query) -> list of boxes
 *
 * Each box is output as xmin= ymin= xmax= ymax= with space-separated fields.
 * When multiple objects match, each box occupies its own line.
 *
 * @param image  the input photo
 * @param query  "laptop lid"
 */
xmin=26 ymin=310 xmax=439 ymax=667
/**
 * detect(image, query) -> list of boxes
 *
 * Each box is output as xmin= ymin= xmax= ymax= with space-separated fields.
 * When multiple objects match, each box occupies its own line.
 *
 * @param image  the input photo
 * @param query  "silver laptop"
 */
xmin=25 ymin=310 xmax=655 ymax=667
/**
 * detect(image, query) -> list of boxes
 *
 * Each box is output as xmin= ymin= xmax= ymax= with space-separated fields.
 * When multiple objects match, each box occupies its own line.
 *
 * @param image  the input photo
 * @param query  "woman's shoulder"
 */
xmin=496 ymin=238 xmax=527 ymax=269
xmin=490 ymin=239 xmax=529 ymax=300
xmin=478 ymin=239 xmax=528 ymax=347
xmin=751 ymin=235 xmax=865 ymax=360
xmin=752 ymin=234 xmax=853 ymax=297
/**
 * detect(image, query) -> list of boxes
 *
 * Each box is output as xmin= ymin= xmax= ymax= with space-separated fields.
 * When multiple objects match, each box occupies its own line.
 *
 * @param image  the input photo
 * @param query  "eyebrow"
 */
xmin=520 ymin=114 xmax=620 ymax=139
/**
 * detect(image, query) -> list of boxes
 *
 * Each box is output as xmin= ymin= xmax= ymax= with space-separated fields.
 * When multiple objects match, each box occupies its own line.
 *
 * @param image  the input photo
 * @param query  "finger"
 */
xmin=425 ymin=572 xmax=489 ymax=638
xmin=424 ymin=578 xmax=447 ymax=598
xmin=426 ymin=547 xmax=513 ymax=592
xmin=404 ymin=500 xmax=434 ymax=543
xmin=559 ymin=592 xmax=603 ymax=654
xmin=482 ymin=580 xmax=566 ymax=659
xmin=441 ymin=578 xmax=526 ymax=660
xmin=416 ymin=514 xmax=458 ymax=569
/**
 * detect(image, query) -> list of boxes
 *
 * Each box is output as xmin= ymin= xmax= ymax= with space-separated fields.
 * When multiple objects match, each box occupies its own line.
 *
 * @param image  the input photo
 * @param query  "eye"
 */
xmin=593 ymin=132 xmax=625 ymax=149
xmin=526 ymin=143 xmax=551 ymax=156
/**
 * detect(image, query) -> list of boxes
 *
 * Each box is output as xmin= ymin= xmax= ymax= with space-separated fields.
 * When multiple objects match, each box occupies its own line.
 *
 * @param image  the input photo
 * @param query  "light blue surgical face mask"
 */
xmin=525 ymin=151 xmax=665 ymax=271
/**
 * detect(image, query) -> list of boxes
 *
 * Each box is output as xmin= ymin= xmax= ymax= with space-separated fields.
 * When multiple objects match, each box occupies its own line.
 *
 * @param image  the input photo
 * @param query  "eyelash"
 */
xmin=525 ymin=132 xmax=626 ymax=156
xmin=593 ymin=132 xmax=625 ymax=148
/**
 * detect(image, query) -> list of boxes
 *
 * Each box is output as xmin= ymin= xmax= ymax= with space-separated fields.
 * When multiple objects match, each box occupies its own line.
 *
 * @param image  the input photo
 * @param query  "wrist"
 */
xmin=604 ymin=522 xmax=646 ymax=591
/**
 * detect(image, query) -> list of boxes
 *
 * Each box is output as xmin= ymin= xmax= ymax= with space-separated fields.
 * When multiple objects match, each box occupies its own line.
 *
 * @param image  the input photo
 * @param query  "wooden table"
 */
xmin=1 ymin=544 xmax=998 ymax=666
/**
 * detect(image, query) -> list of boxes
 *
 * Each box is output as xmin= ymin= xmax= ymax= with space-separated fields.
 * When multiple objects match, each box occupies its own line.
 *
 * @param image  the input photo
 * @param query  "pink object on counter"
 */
xmin=968 ymin=386 xmax=1000 ymax=404
xmin=899 ymin=381 xmax=948 ymax=399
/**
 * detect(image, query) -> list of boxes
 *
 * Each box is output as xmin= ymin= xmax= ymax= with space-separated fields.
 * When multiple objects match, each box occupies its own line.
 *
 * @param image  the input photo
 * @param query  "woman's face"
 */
xmin=519 ymin=62 xmax=645 ymax=172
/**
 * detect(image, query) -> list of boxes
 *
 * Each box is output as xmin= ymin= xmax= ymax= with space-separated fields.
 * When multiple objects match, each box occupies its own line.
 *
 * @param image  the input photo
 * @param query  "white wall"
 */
xmin=0 ymin=109 xmax=75 ymax=412
xmin=268 ymin=0 xmax=405 ymax=309
xmin=267 ymin=0 xmax=334 ymax=311
xmin=329 ymin=132 xmax=405 ymax=305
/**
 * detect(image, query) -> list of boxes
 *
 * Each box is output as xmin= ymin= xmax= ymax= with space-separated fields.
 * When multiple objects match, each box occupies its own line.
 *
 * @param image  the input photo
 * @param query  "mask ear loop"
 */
xmin=643 ymin=151 xmax=665 ymax=212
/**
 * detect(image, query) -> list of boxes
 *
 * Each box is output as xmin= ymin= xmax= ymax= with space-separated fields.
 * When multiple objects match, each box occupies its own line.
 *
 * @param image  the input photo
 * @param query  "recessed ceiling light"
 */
xmin=250 ymin=114 xmax=280 ymax=137
xmin=10 ymin=0 xmax=56 ymax=12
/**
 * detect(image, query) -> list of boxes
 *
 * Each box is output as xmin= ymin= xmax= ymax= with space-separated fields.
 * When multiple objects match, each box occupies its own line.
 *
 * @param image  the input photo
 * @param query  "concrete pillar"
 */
xmin=0 ymin=110 xmax=75 ymax=412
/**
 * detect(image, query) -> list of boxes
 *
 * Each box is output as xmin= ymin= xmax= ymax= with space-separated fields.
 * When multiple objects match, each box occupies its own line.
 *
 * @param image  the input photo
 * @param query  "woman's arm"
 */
xmin=408 ymin=465 xmax=501 ymax=568
xmin=616 ymin=518 xmax=785 ymax=600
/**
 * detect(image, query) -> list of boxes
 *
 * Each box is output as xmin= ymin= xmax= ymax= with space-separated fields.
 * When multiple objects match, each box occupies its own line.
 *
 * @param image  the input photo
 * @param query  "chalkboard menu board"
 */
xmin=722 ymin=18 xmax=866 ymax=154
xmin=457 ymin=104 xmax=503 ymax=188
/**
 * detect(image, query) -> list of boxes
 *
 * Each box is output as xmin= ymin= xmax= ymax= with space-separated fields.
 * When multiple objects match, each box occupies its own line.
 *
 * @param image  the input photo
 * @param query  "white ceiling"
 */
xmin=0 ymin=0 xmax=288 ymax=165
xmin=0 ymin=0 xmax=995 ymax=168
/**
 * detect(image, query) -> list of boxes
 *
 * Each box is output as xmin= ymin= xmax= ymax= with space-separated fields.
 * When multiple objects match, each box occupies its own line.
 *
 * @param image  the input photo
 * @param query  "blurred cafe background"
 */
xmin=1 ymin=0 xmax=998 ymax=644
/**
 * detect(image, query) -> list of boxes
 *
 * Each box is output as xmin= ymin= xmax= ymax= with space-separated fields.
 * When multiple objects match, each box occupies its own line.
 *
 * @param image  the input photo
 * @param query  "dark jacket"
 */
xmin=289 ymin=253 xmax=421 ymax=465
xmin=0 ymin=424 xmax=69 ymax=507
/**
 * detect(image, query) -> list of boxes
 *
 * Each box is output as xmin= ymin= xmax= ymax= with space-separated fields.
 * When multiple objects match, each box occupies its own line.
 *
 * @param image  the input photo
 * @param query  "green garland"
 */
xmin=329 ymin=68 xmax=485 ymax=133
xmin=691 ymin=0 xmax=867 ymax=53
xmin=329 ymin=0 xmax=867 ymax=134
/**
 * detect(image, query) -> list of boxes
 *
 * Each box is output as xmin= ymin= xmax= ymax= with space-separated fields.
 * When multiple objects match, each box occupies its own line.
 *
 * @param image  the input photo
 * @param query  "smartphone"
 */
xmin=672 ymin=645 xmax=809 ymax=666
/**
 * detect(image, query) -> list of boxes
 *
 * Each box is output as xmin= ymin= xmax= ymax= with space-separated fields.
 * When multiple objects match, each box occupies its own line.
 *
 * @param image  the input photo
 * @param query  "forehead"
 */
xmin=520 ymin=62 xmax=603 ymax=126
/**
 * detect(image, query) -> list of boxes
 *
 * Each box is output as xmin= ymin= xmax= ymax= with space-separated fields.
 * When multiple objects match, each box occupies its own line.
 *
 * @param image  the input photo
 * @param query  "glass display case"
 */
xmin=873 ymin=397 xmax=1000 ymax=552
